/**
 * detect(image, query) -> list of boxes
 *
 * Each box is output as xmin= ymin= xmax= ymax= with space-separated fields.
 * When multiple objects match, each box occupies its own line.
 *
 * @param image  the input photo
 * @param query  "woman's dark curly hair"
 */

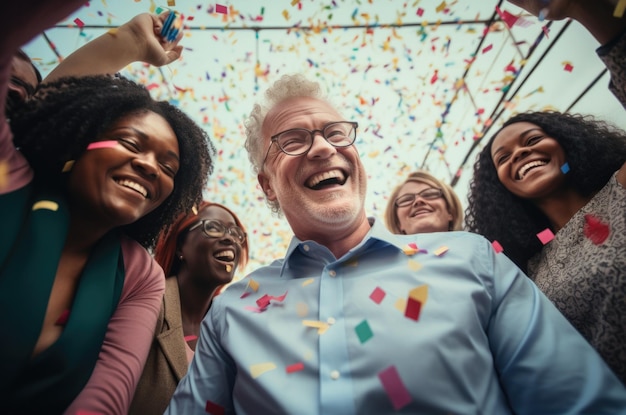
xmin=465 ymin=111 xmax=626 ymax=272
xmin=10 ymin=74 xmax=216 ymax=249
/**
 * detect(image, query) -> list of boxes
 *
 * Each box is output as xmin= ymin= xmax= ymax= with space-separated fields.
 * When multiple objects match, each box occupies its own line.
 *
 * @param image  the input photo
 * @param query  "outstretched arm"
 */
xmin=44 ymin=12 xmax=183 ymax=83
xmin=507 ymin=0 xmax=626 ymax=45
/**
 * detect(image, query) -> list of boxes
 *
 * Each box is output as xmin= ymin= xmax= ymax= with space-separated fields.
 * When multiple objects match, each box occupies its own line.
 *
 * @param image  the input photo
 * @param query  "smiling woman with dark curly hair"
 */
xmin=0 ymin=8 xmax=215 ymax=412
xmin=465 ymin=110 xmax=626 ymax=384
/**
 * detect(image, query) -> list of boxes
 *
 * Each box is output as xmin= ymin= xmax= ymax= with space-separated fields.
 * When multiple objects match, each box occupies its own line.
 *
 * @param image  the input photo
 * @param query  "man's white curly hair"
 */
xmin=244 ymin=73 xmax=329 ymax=214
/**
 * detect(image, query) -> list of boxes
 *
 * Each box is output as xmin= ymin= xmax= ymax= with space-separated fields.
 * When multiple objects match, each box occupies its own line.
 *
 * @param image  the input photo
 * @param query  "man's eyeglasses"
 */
xmin=188 ymin=220 xmax=246 ymax=244
xmin=261 ymin=121 xmax=358 ymax=170
xmin=394 ymin=188 xmax=444 ymax=207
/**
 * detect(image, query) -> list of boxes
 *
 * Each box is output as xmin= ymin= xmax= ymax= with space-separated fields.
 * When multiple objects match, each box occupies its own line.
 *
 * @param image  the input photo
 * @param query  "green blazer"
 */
xmin=129 ymin=277 xmax=188 ymax=414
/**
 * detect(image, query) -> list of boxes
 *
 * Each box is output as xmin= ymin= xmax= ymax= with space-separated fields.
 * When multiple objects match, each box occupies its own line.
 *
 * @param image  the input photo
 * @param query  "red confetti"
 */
xmin=184 ymin=335 xmax=198 ymax=342
xmin=55 ymin=309 xmax=70 ymax=326
xmin=404 ymin=298 xmax=422 ymax=321
xmin=215 ymin=4 xmax=227 ymax=14
xmin=583 ymin=214 xmax=610 ymax=245
xmin=563 ymin=63 xmax=574 ymax=72
xmin=416 ymin=7 xmax=424 ymax=17
xmin=286 ymin=362 xmax=305 ymax=373
xmin=482 ymin=44 xmax=493 ymax=54
xmin=205 ymin=400 xmax=225 ymax=415
xmin=73 ymin=18 xmax=85 ymax=28
xmin=495 ymin=6 xmax=519 ymax=28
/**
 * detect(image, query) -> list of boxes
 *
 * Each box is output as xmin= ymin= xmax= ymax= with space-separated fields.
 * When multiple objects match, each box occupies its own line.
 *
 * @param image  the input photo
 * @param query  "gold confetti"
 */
xmin=250 ymin=362 xmax=276 ymax=379
xmin=32 ymin=200 xmax=59 ymax=211
xmin=408 ymin=259 xmax=422 ymax=271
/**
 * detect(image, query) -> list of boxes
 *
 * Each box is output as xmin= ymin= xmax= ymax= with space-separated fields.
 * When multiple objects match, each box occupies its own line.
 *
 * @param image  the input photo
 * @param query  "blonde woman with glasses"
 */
xmin=385 ymin=170 xmax=463 ymax=234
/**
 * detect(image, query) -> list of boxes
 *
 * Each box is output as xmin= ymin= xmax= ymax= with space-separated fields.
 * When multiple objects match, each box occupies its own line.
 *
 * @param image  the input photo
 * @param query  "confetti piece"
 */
xmin=32 ymin=200 xmax=59 ymax=211
xmin=583 ymin=214 xmax=610 ymax=245
xmin=215 ymin=4 xmax=228 ymax=14
xmin=536 ymin=228 xmax=555 ymax=245
xmin=184 ymin=335 xmax=198 ymax=341
xmin=205 ymin=400 xmax=225 ymax=415
xmin=86 ymin=140 xmax=117 ymax=150
xmin=560 ymin=162 xmax=570 ymax=174
xmin=491 ymin=240 xmax=504 ymax=253
xmin=435 ymin=1 xmax=447 ymax=13
xmin=482 ymin=44 xmax=493 ymax=54
xmin=394 ymin=298 xmax=406 ymax=313
xmin=0 ymin=160 xmax=8 ymax=189
xmin=247 ymin=278 xmax=259 ymax=292
xmin=369 ymin=287 xmax=386 ymax=304
xmin=296 ymin=302 xmax=308 ymax=317
xmin=409 ymin=285 xmax=428 ymax=303
xmin=302 ymin=320 xmax=330 ymax=334
xmin=615 ymin=0 xmax=626 ymax=17
xmin=495 ymin=6 xmax=518 ymax=28
xmin=434 ymin=246 xmax=448 ymax=256
xmin=302 ymin=278 xmax=314 ymax=286
xmin=291 ymin=0 xmax=299 ymax=5
xmin=416 ymin=8 xmax=424 ymax=17
xmin=55 ymin=309 xmax=70 ymax=326
xmin=225 ymin=264 xmax=232 ymax=272
xmin=250 ymin=362 xmax=277 ymax=378
xmin=407 ymin=259 xmax=422 ymax=271
xmin=404 ymin=297 xmax=422 ymax=320
xmin=355 ymin=320 xmax=373 ymax=344
xmin=286 ymin=362 xmax=304 ymax=373
xmin=73 ymin=18 xmax=85 ymax=28
xmin=167 ymin=0 xmax=175 ymax=6
xmin=256 ymin=291 xmax=288 ymax=309
xmin=402 ymin=243 xmax=418 ymax=255
xmin=562 ymin=62 xmax=573 ymax=72
xmin=378 ymin=365 xmax=412 ymax=410
xmin=62 ymin=160 xmax=75 ymax=173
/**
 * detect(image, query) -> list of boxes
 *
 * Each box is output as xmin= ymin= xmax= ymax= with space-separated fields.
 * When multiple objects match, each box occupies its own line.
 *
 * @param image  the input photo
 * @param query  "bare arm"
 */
xmin=507 ymin=0 xmax=626 ymax=45
xmin=44 ymin=12 xmax=183 ymax=83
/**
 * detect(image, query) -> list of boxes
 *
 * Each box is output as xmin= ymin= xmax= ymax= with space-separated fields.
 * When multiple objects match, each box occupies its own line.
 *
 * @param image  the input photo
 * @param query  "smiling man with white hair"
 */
xmin=166 ymin=73 xmax=626 ymax=415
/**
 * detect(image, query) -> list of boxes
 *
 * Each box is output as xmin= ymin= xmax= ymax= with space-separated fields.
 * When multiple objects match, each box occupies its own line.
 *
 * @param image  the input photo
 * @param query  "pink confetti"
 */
xmin=255 ymin=291 xmax=288 ymax=310
xmin=184 ymin=335 xmax=198 ymax=342
xmin=378 ymin=365 xmax=412 ymax=410
xmin=491 ymin=240 xmax=504 ymax=253
xmin=205 ymin=400 xmax=225 ymax=415
xmin=495 ymin=6 xmax=518 ymax=28
xmin=536 ymin=228 xmax=555 ymax=245
xmin=482 ymin=44 xmax=493 ymax=54
xmin=416 ymin=7 xmax=424 ymax=17
xmin=286 ymin=362 xmax=304 ymax=373
xmin=369 ymin=287 xmax=386 ymax=304
xmin=215 ymin=4 xmax=227 ymax=14
xmin=74 ymin=18 xmax=85 ymax=28
xmin=86 ymin=140 xmax=117 ymax=150
xmin=563 ymin=63 xmax=573 ymax=72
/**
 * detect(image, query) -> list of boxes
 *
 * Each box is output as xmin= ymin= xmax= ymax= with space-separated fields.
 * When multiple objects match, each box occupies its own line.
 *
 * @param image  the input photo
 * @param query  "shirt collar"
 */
xmin=279 ymin=216 xmax=410 ymax=277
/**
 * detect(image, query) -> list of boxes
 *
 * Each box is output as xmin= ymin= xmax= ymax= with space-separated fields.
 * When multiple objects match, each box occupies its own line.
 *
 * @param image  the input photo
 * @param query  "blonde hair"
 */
xmin=384 ymin=170 xmax=464 ymax=233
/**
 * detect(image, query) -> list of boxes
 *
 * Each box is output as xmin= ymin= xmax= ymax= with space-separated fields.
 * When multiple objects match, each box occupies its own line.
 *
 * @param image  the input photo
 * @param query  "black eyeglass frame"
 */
xmin=260 ymin=121 xmax=358 ymax=171
xmin=188 ymin=219 xmax=247 ymax=244
xmin=394 ymin=188 xmax=444 ymax=208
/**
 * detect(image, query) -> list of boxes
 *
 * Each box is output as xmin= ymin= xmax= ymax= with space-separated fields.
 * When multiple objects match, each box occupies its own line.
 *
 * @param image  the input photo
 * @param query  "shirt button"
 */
xmin=329 ymin=270 xmax=336 ymax=277
xmin=327 ymin=317 xmax=336 ymax=325
xmin=330 ymin=370 xmax=340 ymax=380
xmin=303 ymin=244 xmax=310 ymax=252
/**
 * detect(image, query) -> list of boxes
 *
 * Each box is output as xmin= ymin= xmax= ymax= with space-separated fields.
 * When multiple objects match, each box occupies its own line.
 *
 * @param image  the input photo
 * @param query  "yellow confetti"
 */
xmin=434 ymin=246 xmax=449 ymax=256
xmin=167 ymin=0 xmax=175 ymax=6
xmin=247 ymin=278 xmax=259 ymax=292
xmin=296 ymin=302 xmax=308 ymax=317
xmin=302 ymin=278 xmax=314 ymax=286
xmin=32 ymin=200 xmax=59 ymax=211
xmin=62 ymin=160 xmax=75 ymax=172
xmin=394 ymin=298 xmax=406 ymax=313
xmin=408 ymin=259 xmax=422 ymax=271
xmin=0 ymin=160 xmax=8 ymax=189
xmin=614 ymin=0 xmax=626 ymax=17
xmin=409 ymin=285 xmax=428 ymax=303
xmin=403 ymin=246 xmax=418 ymax=255
xmin=291 ymin=0 xmax=299 ymax=5
xmin=282 ymin=9 xmax=290 ymax=20
xmin=435 ymin=1 xmax=447 ymax=13
xmin=250 ymin=362 xmax=276 ymax=379
xmin=106 ymin=28 xmax=118 ymax=37
xmin=191 ymin=204 xmax=198 ymax=215
xmin=302 ymin=320 xmax=329 ymax=334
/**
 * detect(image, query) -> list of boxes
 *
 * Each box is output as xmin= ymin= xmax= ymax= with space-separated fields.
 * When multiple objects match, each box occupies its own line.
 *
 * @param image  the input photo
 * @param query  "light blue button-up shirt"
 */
xmin=166 ymin=218 xmax=626 ymax=414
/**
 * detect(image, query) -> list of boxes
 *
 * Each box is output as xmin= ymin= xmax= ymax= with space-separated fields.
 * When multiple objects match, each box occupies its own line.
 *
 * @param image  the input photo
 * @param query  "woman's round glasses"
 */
xmin=394 ymin=188 xmax=444 ymax=207
xmin=188 ymin=220 xmax=246 ymax=244
xmin=261 ymin=121 xmax=358 ymax=170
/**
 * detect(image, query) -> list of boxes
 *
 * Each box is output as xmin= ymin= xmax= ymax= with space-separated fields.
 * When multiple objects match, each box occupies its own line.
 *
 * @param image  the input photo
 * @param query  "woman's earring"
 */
xmin=179 ymin=255 xmax=184 ymax=260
